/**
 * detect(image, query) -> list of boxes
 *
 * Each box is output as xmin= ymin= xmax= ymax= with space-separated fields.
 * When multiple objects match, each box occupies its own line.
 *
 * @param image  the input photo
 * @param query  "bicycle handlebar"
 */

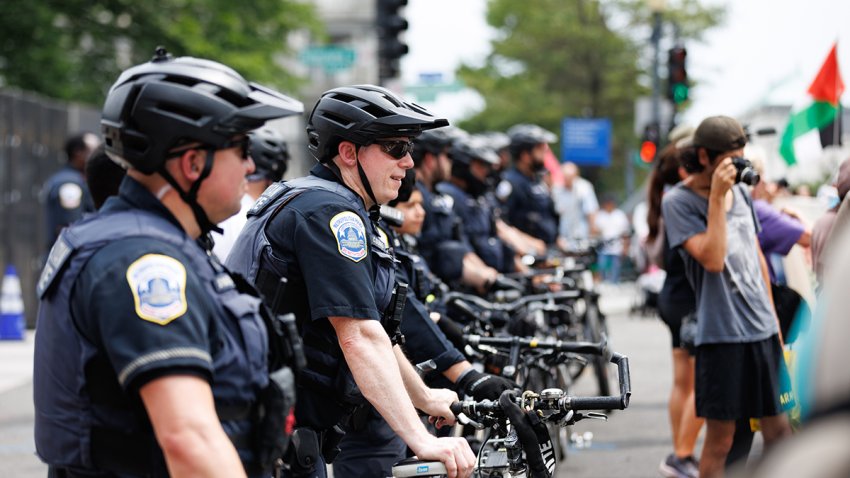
xmin=464 ymin=334 xmax=608 ymax=357
xmin=443 ymin=289 xmax=581 ymax=315
xmin=450 ymin=352 xmax=631 ymax=418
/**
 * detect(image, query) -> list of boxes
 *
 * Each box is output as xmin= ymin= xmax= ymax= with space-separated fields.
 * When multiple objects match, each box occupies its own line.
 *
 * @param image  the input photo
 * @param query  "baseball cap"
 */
xmin=693 ymin=116 xmax=747 ymax=152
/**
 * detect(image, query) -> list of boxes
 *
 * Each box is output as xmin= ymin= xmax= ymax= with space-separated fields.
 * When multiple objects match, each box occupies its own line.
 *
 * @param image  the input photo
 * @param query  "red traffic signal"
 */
xmin=639 ymin=141 xmax=657 ymax=163
xmin=639 ymin=123 xmax=660 ymax=163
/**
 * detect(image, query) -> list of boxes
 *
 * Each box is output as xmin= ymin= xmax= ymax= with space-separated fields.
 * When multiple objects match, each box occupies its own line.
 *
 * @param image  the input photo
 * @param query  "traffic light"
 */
xmin=667 ymin=47 xmax=688 ymax=105
xmin=639 ymin=123 xmax=660 ymax=163
xmin=377 ymin=0 xmax=409 ymax=82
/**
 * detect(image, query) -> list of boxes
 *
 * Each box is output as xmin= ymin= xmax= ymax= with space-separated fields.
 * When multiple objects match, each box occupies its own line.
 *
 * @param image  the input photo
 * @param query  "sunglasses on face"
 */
xmin=219 ymin=136 xmax=251 ymax=160
xmin=370 ymin=139 xmax=414 ymax=160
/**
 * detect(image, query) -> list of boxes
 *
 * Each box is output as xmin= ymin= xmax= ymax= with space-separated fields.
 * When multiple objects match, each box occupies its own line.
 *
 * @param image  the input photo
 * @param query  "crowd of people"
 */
xmin=644 ymin=115 xmax=850 ymax=478
xmin=31 ymin=48 xmax=850 ymax=478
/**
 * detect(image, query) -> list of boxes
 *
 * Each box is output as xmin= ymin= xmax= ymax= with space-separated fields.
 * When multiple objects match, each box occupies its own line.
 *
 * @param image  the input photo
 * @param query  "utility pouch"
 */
xmin=255 ymin=368 xmax=296 ymax=471
xmin=286 ymin=428 xmax=320 ymax=474
xmin=384 ymin=282 xmax=408 ymax=345
xmin=321 ymin=425 xmax=345 ymax=464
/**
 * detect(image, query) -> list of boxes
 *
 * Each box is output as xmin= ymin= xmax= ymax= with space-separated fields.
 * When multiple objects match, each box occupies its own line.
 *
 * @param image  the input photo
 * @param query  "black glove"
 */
xmin=456 ymin=369 xmax=517 ymax=401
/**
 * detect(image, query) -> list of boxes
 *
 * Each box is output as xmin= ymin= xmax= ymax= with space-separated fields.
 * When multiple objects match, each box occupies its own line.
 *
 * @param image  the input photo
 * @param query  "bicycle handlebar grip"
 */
xmin=563 ymin=395 xmax=626 ymax=410
xmin=450 ymin=401 xmax=463 ymax=417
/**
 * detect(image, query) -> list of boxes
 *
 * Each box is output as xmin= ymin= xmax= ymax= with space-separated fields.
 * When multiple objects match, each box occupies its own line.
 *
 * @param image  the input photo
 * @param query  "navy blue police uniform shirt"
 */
xmin=501 ymin=167 xmax=558 ymax=244
xmin=415 ymin=181 xmax=472 ymax=281
xmin=262 ymin=165 xmax=384 ymax=429
xmin=437 ymin=182 xmax=514 ymax=273
xmin=44 ymin=165 xmax=95 ymax=249
xmin=71 ymin=178 xmax=260 ymax=402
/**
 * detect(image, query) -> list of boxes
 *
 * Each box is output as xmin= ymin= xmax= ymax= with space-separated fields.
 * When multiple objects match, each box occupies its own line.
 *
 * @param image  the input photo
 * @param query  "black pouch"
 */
xmin=255 ymin=367 xmax=296 ymax=471
xmin=286 ymin=428 xmax=321 ymax=475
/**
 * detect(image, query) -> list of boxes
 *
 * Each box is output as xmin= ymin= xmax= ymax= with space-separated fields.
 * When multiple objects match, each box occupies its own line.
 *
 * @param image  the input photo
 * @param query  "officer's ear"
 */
xmin=337 ymin=141 xmax=359 ymax=168
xmin=172 ymin=149 xmax=204 ymax=181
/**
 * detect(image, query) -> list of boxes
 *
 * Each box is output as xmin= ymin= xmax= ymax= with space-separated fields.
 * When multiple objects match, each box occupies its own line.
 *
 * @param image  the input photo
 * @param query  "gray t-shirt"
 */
xmin=662 ymin=183 xmax=778 ymax=345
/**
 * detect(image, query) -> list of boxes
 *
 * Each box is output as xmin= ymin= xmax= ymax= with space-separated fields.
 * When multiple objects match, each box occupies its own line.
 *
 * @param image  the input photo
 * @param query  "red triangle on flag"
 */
xmin=808 ymin=43 xmax=845 ymax=106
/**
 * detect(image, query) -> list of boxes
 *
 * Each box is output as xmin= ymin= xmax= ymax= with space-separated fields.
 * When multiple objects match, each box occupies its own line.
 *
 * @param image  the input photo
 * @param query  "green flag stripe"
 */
xmin=779 ymin=101 xmax=839 ymax=165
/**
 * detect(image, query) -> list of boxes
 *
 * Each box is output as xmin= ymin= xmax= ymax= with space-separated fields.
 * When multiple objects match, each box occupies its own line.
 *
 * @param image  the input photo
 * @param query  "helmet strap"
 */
xmin=355 ymin=151 xmax=379 ymax=207
xmin=158 ymin=148 xmax=223 ymax=238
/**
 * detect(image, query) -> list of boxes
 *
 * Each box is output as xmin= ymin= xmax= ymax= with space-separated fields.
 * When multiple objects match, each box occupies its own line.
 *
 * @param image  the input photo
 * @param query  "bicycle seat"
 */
xmin=391 ymin=457 xmax=448 ymax=477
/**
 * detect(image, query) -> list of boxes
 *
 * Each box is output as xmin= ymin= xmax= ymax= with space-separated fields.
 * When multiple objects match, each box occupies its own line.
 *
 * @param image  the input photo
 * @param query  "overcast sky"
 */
xmin=401 ymin=0 xmax=850 ymax=125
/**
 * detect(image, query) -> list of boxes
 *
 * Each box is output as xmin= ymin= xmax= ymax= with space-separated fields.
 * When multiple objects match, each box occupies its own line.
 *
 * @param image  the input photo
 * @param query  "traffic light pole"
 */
xmin=651 ymin=9 xmax=662 ymax=143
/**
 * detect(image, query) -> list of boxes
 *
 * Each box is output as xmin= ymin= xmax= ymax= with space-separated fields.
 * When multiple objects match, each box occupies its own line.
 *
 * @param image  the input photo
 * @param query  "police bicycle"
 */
xmin=391 ymin=348 xmax=631 ymax=478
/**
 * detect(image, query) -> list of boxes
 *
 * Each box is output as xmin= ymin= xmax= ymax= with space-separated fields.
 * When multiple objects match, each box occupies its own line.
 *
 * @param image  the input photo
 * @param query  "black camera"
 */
xmin=731 ymin=157 xmax=760 ymax=185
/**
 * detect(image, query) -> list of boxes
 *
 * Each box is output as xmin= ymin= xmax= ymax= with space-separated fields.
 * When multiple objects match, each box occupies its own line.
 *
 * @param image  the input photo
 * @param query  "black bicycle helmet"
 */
xmin=450 ymin=135 xmax=500 ymax=167
xmin=248 ymin=126 xmax=289 ymax=182
xmin=306 ymin=84 xmax=449 ymax=163
xmin=507 ymin=123 xmax=557 ymax=154
xmin=102 ymin=47 xmax=304 ymax=174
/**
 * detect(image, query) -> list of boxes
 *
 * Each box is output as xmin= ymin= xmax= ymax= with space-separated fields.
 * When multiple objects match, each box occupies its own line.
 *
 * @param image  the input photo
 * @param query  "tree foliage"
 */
xmin=457 ymin=0 xmax=723 ymax=195
xmin=0 ymin=0 xmax=322 ymax=106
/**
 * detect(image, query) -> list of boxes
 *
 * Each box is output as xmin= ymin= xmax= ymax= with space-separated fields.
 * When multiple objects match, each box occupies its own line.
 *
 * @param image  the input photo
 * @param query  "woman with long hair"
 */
xmin=648 ymin=143 xmax=703 ymax=478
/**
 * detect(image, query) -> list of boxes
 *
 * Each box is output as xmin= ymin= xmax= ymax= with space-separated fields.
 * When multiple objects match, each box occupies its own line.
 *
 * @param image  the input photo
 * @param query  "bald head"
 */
xmin=562 ymin=162 xmax=579 ymax=187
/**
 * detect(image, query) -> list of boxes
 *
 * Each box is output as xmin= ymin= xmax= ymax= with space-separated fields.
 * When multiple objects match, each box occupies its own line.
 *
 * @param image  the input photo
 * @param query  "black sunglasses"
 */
xmin=371 ymin=139 xmax=414 ymax=160
xmin=219 ymin=136 xmax=251 ymax=160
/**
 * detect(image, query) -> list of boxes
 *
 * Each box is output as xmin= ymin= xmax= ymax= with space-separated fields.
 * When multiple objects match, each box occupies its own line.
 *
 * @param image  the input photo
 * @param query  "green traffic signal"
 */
xmin=672 ymin=83 xmax=689 ymax=104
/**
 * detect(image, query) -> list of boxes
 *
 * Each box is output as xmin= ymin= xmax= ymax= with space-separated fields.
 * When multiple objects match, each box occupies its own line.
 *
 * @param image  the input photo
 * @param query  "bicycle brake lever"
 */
xmin=457 ymin=413 xmax=486 ymax=429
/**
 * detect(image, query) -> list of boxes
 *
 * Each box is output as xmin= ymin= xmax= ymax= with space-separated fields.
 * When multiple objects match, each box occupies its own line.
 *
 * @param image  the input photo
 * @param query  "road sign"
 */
xmin=299 ymin=45 xmax=356 ymax=73
xmin=561 ymin=118 xmax=612 ymax=167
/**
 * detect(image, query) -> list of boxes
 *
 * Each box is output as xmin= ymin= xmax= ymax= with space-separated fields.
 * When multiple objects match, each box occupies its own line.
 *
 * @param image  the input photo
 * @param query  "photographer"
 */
xmin=661 ymin=116 xmax=791 ymax=478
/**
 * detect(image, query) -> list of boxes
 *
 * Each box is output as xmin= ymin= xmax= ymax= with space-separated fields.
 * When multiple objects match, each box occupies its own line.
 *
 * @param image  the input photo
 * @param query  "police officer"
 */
xmin=226 ymin=85 xmax=475 ymax=478
xmin=333 ymin=172 xmax=517 ymax=477
xmin=438 ymin=135 xmax=516 ymax=273
xmin=33 ymin=48 xmax=304 ymax=477
xmin=213 ymin=126 xmax=290 ymax=260
xmin=43 ymin=132 xmax=99 ymax=250
xmin=412 ymin=128 xmax=507 ymax=292
xmin=499 ymin=124 xmax=560 ymax=245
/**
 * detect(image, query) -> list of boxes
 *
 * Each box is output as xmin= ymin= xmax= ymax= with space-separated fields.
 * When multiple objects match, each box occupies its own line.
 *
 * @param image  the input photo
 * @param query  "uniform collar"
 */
xmin=100 ymin=176 xmax=185 ymax=232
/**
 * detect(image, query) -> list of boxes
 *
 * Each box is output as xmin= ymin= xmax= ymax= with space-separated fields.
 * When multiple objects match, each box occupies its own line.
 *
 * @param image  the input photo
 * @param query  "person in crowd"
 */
xmin=646 ymin=143 xmax=702 ymax=478
xmin=499 ymin=124 xmax=560 ymax=245
xmin=662 ymin=116 xmax=791 ymax=478
xmin=553 ymin=161 xmax=599 ymax=249
xmin=84 ymin=144 xmax=127 ymax=209
xmin=34 ymin=48 xmax=304 ymax=477
xmin=213 ymin=126 xmax=289 ymax=260
xmin=43 ymin=131 xmax=99 ymax=249
xmin=225 ymin=85 xmax=475 ymax=478
xmin=594 ymin=195 xmax=630 ymax=284
xmin=811 ymin=157 xmax=850 ymax=285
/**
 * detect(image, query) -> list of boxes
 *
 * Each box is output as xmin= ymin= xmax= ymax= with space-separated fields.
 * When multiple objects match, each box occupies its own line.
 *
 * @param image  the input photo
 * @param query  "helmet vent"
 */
xmin=321 ymin=110 xmax=353 ymax=128
xmin=155 ymin=101 xmax=204 ymax=122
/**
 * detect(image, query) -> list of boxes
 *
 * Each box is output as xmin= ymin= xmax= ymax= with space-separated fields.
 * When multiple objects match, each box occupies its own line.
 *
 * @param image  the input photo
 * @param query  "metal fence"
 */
xmin=0 ymin=89 xmax=100 ymax=327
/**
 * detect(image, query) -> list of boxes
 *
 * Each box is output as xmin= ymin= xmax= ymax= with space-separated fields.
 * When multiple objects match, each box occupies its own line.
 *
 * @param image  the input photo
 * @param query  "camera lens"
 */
xmin=731 ymin=157 xmax=760 ymax=186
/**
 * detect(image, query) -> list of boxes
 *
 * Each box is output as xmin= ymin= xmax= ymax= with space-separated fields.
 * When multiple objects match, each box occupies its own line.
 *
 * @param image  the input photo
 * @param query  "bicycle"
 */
xmin=391 ymin=349 xmax=631 ymax=477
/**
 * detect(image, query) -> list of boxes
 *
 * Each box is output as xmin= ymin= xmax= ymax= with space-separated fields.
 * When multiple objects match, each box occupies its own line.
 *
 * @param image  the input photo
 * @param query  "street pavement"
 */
xmin=0 ymin=282 xmax=704 ymax=477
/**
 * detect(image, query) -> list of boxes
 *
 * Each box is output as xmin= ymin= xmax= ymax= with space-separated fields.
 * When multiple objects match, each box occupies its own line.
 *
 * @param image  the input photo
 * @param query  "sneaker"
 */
xmin=659 ymin=453 xmax=699 ymax=478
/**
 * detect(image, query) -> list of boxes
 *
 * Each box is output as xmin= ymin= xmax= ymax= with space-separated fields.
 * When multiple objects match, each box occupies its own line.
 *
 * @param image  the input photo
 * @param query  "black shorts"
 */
xmin=657 ymin=299 xmax=693 ymax=350
xmin=695 ymin=335 xmax=787 ymax=420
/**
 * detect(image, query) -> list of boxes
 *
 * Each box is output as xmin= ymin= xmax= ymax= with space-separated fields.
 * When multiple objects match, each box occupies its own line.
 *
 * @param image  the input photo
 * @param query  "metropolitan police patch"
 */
xmin=330 ymin=211 xmax=367 ymax=262
xmin=126 ymin=254 xmax=188 ymax=325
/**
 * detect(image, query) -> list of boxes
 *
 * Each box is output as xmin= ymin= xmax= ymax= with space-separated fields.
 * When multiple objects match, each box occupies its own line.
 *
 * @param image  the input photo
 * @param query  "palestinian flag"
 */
xmin=779 ymin=43 xmax=845 ymax=165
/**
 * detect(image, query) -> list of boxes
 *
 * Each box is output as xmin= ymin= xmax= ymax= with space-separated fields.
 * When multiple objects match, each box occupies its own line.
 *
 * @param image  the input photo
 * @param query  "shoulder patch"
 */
xmin=495 ymin=180 xmax=512 ymax=201
xmin=58 ymin=182 xmax=83 ymax=209
xmin=329 ymin=211 xmax=367 ymax=262
xmin=126 ymin=254 xmax=188 ymax=325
